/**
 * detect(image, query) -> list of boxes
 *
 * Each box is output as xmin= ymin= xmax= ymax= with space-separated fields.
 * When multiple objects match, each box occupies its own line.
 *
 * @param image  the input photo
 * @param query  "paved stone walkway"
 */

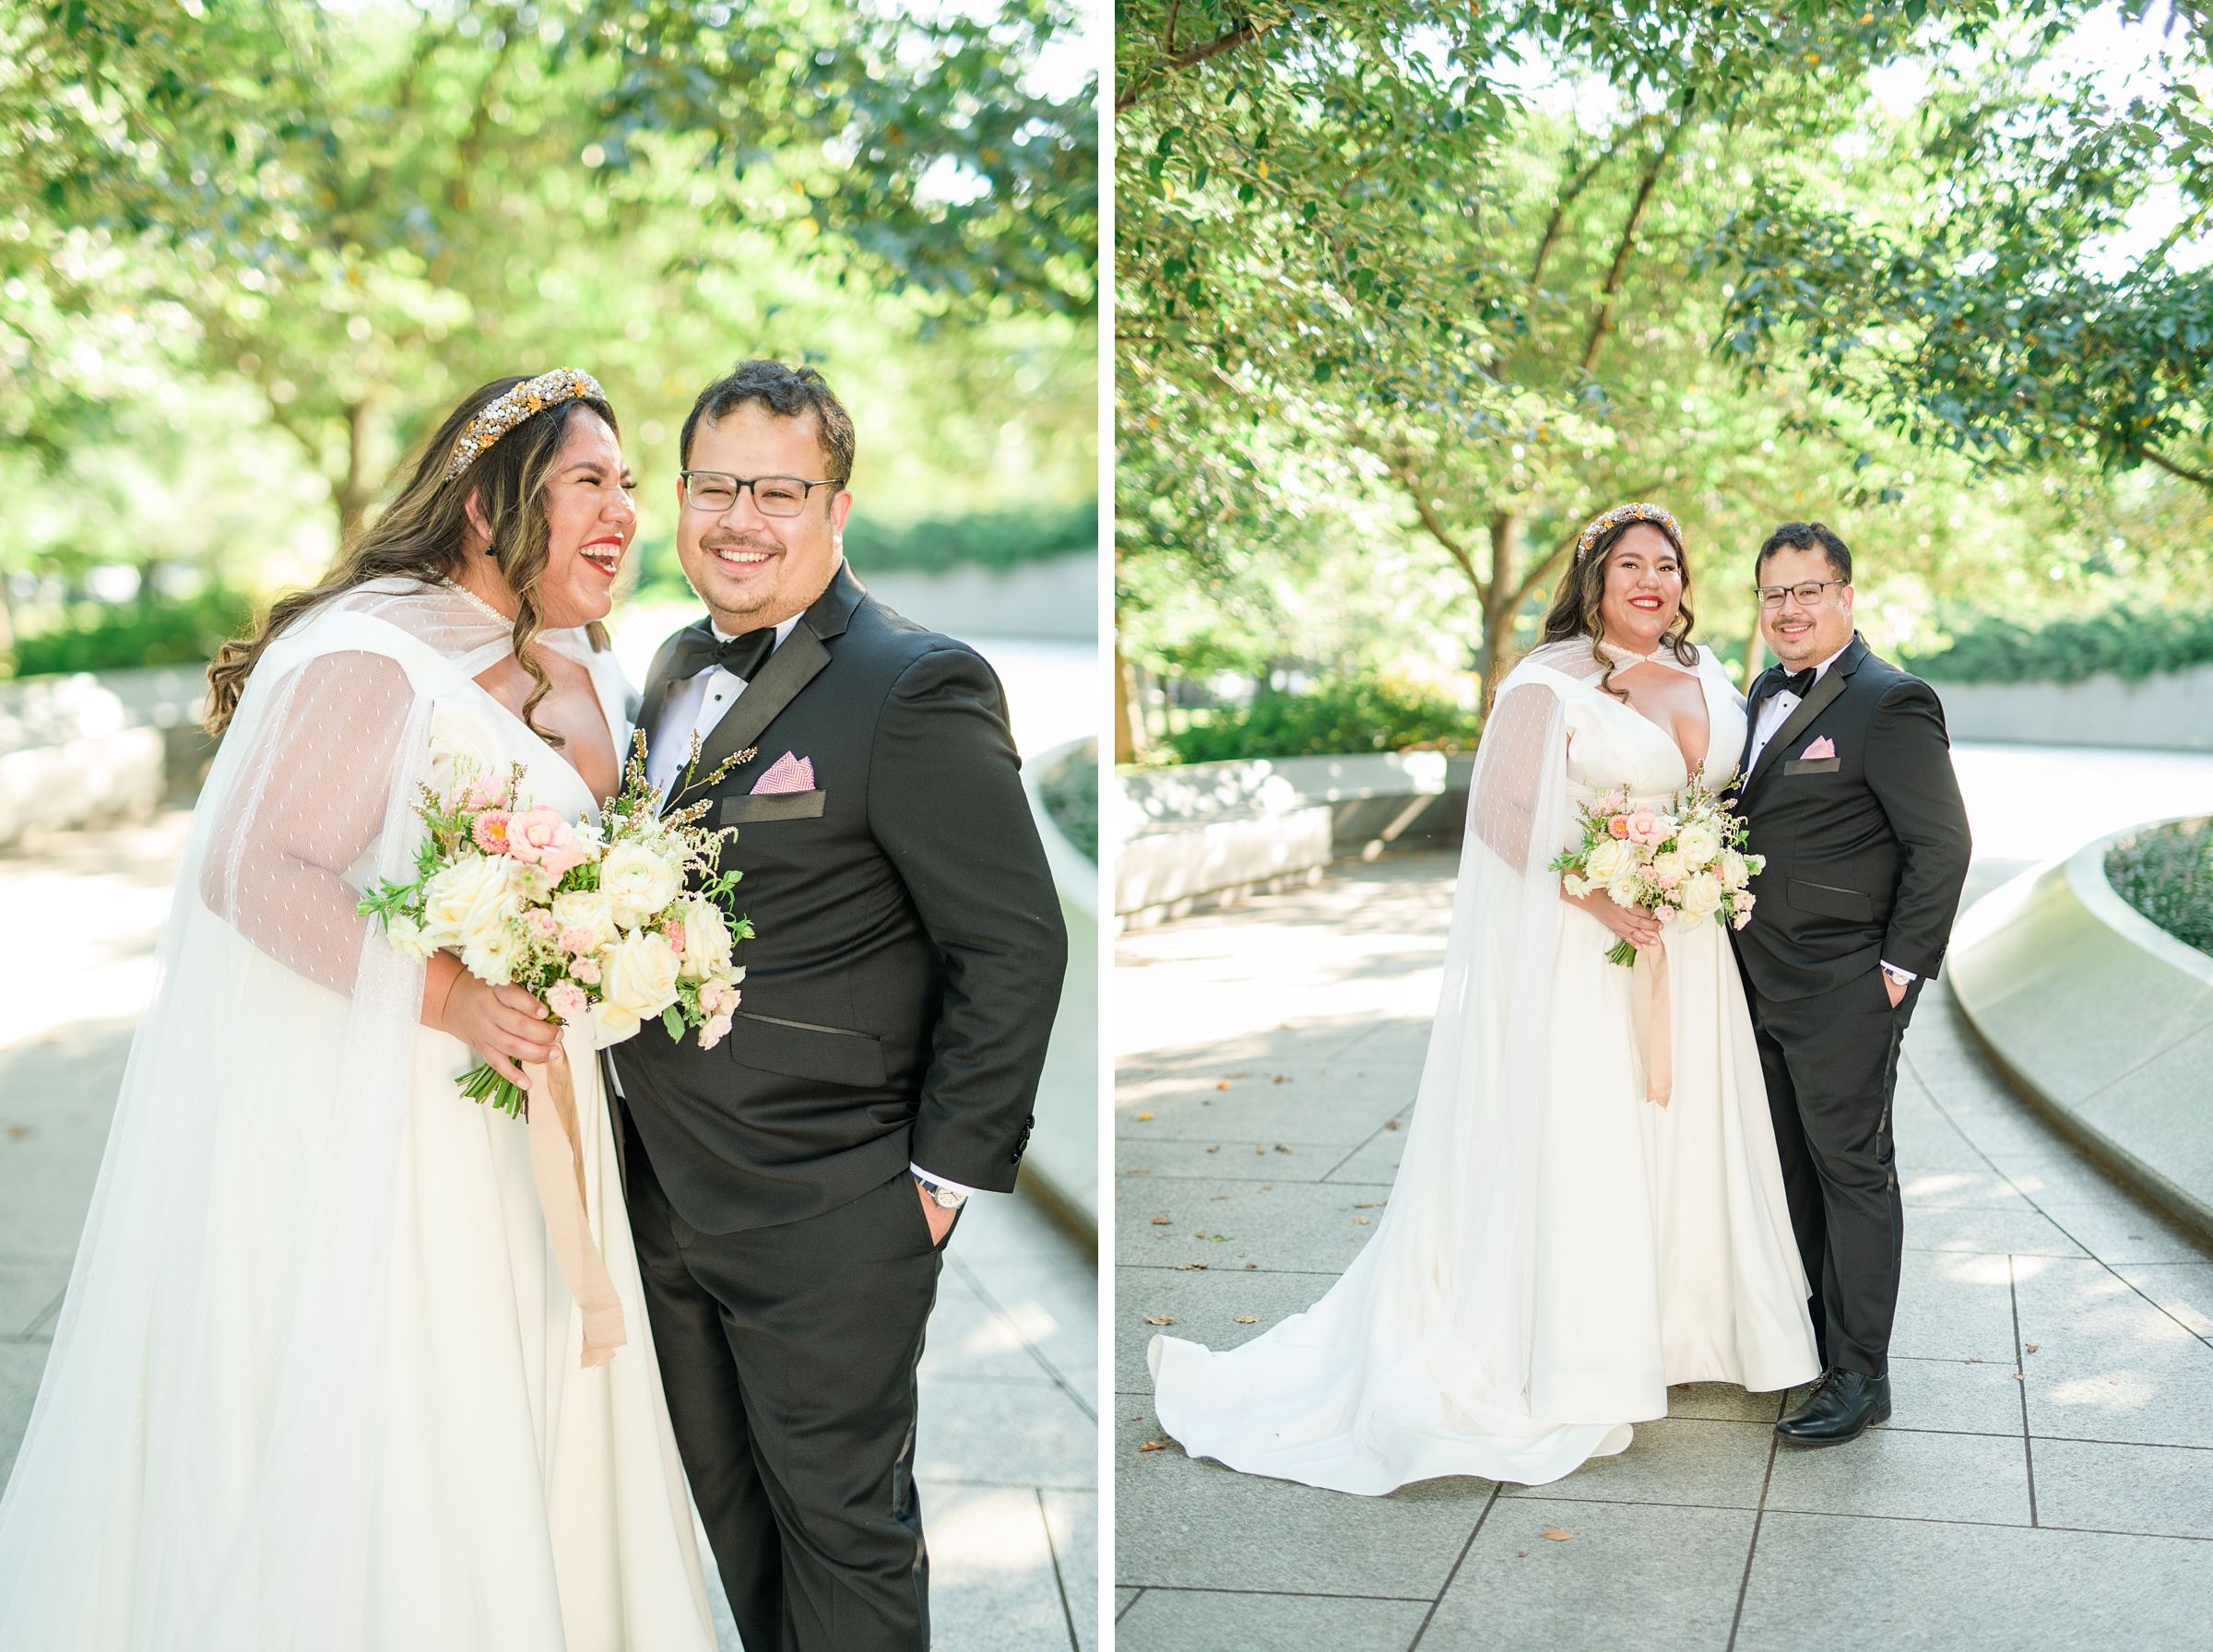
xmin=0 ymin=811 xmax=1096 ymax=1652
xmin=1115 ymin=744 xmax=2213 ymax=1651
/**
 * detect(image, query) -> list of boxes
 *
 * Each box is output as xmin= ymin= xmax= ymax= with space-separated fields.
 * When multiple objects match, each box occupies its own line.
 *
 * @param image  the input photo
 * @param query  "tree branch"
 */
xmin=1115 ymin=22 xmax=1273 ymax=114
xmin=1528 ymin=130 xmax=1632 ymax=297
xmin=1580 ymin=114 xmax=1687 ymax=375
xmin=2140 ymin=444 xmax=2213 ymax=489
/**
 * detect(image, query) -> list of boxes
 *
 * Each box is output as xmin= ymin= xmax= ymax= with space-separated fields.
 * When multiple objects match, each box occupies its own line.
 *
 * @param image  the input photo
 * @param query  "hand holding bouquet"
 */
xmin=360 ymin=735 xmax=752 ymax=1115
xmin=1550 ymin=779 xmax=1763 ymax=966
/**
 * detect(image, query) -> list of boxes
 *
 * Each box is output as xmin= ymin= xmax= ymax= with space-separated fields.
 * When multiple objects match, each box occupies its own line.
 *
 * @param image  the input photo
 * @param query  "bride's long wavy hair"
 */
xmin=1538 ymin=509 xmax=1698 ymax=701
xmin=206 ymin=376 xmax=617 ymax=740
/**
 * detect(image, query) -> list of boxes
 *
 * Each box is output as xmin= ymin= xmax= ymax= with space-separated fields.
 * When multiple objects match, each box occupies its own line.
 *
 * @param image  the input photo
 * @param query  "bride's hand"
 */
xmin=438 ymin=969 xmax=562 ymax=1090
xmin=1564 ymin=887 xmax=1663 ymax=950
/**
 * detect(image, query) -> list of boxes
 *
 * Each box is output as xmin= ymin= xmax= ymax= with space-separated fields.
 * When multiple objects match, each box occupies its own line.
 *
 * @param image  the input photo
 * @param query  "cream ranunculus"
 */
xmin=550 ymin=889 xmax=619 ymax=955
xmin=600 ymin=843 xmax=683 ymax=929
xmin=676 ymin=894 xmax=735 ymax=981
xmin=1675 ymin=822 xmax=1722 ymax=870
xmin=1650 ymin=850 xmax=1686 ymax=887
xmin=1584 ymin=836 xmax=1633 ymax=886
xmin=1717 ymin=849 xmax=1750 ymax=891
xmin=590 ymin=1002 xmax=642 ymax=1048
xmin=1679 ymin=869 xmax=1723 ymax=922
xmin=418 ymin=854 xmax=522 ymax=978
xmin=385 ymin=914 xmax=434 ymax=962
xmin=601 ymin=927 xmax=683 ymax=1025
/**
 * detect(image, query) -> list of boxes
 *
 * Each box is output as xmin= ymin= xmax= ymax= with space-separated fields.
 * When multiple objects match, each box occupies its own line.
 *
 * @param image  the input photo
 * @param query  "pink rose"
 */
xmin=697 ymin=1011 xmax=734 ymax=1051
xmin=1608 ymin=815 xmax=1632 ymax=840
xmin=1733 ymin=909 xmax=1753 ymax=929
xmin=461 ymin=773 xmax=509 ymax=810
xmin=547 ymin=982 xmax=588 ymax=1022
xmin=504 ymin=808 xmax=590 ymax=877
xmin=471 ymin=811 xmax=513 ymax=855
xmin=568 ymin=956 xmax=601 ymax=985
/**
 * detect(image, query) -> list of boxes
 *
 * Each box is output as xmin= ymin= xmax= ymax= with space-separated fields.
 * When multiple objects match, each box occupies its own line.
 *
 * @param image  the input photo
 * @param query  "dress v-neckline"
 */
xmin=1604 ymin=660 xmax=1715 ymax=786
xmin=464 ymin=659 xmax=624 ymax=820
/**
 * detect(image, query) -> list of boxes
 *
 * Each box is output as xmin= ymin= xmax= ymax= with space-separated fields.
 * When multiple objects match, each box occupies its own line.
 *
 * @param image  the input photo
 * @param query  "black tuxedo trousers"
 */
xmin=1731 ymin=635 xmax=1971 ymax=1380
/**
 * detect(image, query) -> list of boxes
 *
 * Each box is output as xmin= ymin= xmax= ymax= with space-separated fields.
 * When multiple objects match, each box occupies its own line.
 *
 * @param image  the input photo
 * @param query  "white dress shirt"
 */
xmin=1746 ymin=640 xmax=1917 ymax=986
xmin=629 ymin=608 xmax=981 ymax=1199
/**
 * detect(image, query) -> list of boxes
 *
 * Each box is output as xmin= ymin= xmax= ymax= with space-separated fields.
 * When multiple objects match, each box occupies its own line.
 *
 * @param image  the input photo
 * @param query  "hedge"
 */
xmin=2106 ymin=817 xmax=2213 ymax=959
xmin=1902 ymin=608 xmax=2213 ymax=685
xmin=1159 ymin=677 xmax=1482 ymax=764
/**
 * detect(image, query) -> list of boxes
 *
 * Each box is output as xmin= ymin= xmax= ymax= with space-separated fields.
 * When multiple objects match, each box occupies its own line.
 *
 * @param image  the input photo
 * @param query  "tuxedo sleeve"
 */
xmin=1864 ymin=677 xmax=1973 ymax=979
xmin=868 ymin=646 xmax=1069 ymax=1192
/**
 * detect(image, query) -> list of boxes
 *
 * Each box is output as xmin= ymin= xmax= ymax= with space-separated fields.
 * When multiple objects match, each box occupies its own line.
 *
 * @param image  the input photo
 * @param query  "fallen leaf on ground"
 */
xmin=1142 ymin=1315 xmax=1177 ymax=1326
xmin=2012 ymin=1373 xmax=2025 ymax=1381
xmin=1127 ymin=1168 xmax=1149 ymax=1175
xmin=1246 ymin=1262 xmax=1258 ymax=1268
xmin=1135 ymin=1112 xmax=1154 ymax=1121
xmin=2026 ymin=1343 xmax=2040 ymax=1353
xmin=1207 ymin=1144 xmax=1220 ymax=1152
xmin=1355 ymin=1201 xmax=1386 ymax=1208
xmin=1385 ymin=1120 xmax=1402 ymax=1131
xmin=1276 ymin=1144 xmax=1294 ymax=1153
xmin=1272 ymin=1075 xmax=1289 ymax=1083
xmin=1217 ymin=1081 xmax=1231 ymax=1091
xmin=1139 ymin=1440 xmax=1166 ymax=1452
xmin=1353 ymin=1217 xmax=1369 ymax=1225
xmin=1178 ymin=1262 xmax=1208 ymax=1270
xmin=1150 ymin=1213 xmax=1171 ymax=1224
xmin=4 ymin=1123 xmax=28 ymax=1140
xmin=1543 ymin=1529 xmax=1573 ymax=1541
xmin=1234 ymin=1315 xmax=1260 ymax=1323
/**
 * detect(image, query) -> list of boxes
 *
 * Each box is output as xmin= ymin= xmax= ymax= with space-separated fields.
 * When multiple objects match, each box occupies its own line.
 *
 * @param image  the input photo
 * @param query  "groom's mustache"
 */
xmin=702 ymin=534 xmax=781 ymax=557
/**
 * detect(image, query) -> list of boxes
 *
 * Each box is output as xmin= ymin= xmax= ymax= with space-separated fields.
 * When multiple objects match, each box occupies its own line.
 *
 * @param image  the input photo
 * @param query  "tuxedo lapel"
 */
xmin=667 ymin=627 xmax=830 ymax=813
xmin=637 ymin=621 xmax=707 ymax=764
xmin=1744 ymin=634 xmax=1867 ymax=798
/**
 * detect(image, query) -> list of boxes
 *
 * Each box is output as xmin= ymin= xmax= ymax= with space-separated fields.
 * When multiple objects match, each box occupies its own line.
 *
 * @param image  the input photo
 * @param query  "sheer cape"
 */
xmin=1149 ymin=639 xmax=1708 ymax=1491
xmin=0 ymin=581 xmax=612 ymax=1649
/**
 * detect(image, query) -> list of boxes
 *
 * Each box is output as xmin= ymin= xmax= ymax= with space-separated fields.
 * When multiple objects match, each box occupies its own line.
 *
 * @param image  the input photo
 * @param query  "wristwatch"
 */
xmin=1882 ymin=965 xmax=1915 ymax=989
xmin=914 ymin=1174 xmax=969 ymax=1211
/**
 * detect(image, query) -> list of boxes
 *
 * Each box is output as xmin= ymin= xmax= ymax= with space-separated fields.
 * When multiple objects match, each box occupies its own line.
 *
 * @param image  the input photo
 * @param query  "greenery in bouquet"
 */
xmin=1551 ymin=780 xmax=1764 ymax=967
xmin=359 ymin=737 xmax=752 ymax=1116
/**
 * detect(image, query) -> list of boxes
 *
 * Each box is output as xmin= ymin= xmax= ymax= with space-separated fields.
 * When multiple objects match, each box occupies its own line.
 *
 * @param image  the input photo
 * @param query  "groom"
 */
xmin=610 ymin=360 xmax=1067 ymax=1649
xmin=1731 ymin=522 xmax=1971 ymax=1446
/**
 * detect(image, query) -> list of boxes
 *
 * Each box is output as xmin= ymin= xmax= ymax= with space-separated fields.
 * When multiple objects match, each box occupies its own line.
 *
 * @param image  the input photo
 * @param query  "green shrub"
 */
xmin=1903 ymin=608 xmax=2213 ymax=685
xmin=1038 ymin=738 xmax=1097 ymax=862
xmin=2105 ymin=818 xmax=2213 ymax=959
xmin=842 ymin=499 xmax=1097 ymax=575
xmin=1160 ymin=677 xmax=1481 ymax=764
xmin=9 ymin=587 xmax=254 ymax=677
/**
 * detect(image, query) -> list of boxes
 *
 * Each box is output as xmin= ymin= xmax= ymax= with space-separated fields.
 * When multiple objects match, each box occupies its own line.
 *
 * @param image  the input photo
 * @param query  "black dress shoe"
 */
xmin=1775 ymin=1368 xmax=1891 ymax=1446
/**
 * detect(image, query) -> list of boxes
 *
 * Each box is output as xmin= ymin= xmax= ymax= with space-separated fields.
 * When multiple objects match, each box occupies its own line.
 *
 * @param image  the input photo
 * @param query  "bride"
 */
xmin=1150 ymin=502 xmax=1819 ymax=1493
xmin=0 ymin=372 xmax=717 ymax=1647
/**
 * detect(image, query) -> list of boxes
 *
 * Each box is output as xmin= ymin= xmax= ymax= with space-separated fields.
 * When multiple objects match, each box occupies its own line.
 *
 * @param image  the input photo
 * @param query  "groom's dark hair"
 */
xmin=680 ymin=359 xmax=857 ymax=487
xmin=1757 ymin=521 xmax=1852 ymax=584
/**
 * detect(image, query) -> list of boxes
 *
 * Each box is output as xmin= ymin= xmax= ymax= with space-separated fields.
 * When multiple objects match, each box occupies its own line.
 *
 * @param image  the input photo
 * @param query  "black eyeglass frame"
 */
xmin=1751 ymin=577 xmax=1849 ymax=609
xmin=677 ymin=470 xmax=844 ymax=516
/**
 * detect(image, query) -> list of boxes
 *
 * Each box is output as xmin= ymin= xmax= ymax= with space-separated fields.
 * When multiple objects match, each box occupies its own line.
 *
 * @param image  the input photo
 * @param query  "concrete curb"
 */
xmin=1020 ymin=737 xmax=1099 ymax=1250
xmin=1948 ymin=819 xmax=2213 ymax=1247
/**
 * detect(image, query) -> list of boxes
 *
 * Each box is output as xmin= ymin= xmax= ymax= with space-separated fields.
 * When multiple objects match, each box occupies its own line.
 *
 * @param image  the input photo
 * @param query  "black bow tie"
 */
xmin=666 ymin=623 xmax=779 ymax=686
xmin=1770 ymin=666 xmax=1817 ymax=700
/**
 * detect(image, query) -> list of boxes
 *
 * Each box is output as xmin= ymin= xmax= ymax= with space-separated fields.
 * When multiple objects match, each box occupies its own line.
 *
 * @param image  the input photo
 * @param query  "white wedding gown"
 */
xmin=1151 ymin=640 xmax=1818 ymax=1493
xmin=0 ymin=583 xmax=716 ymax=1650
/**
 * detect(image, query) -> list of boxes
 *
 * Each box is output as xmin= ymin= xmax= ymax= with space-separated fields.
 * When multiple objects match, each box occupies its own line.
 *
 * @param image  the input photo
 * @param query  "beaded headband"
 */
xmin=444 ymin=368 xmax=608 ymax=482
xmin=1575 ymin=502 xmax=1683 ymax=561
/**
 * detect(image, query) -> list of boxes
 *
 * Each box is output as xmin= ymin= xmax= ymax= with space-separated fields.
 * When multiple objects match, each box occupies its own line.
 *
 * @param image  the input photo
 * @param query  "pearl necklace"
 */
xmin=439 ymin=577 xmax=516 ymax=629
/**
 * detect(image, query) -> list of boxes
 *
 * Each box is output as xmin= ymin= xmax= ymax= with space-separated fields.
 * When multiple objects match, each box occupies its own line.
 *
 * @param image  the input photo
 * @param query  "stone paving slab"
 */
xmin=1115 ymin=829 xmax=2213 ymax=1651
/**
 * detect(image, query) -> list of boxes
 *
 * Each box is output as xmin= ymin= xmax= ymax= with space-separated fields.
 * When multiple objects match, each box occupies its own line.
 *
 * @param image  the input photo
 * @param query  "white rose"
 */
xmin=1650 ymin=850 xmax=1686 ymax=886
xmin=601 ymin=928 xmax=683 ymax=1024
xmin=419 ymin=854 xmax=520 ymax=966
xmin=550 ymin=889 xmax=619 ymax=954
xmin=385 ymin=914 xmax=433 ymax=962
xmin=1675 ymin=822 xmax=1721 ymax=870
xmin=600 ymin=843 xmax=682 ymax=929
xmin=1584 ymin=837 xmax=1632 ymax=885
xmin=1680 ymin=869 xmax=1723 ymax=922
xmin=1717 ymin=849 xmax=1749 ymax=891
xmin=676 ymin=895 xmax=735 ymax=981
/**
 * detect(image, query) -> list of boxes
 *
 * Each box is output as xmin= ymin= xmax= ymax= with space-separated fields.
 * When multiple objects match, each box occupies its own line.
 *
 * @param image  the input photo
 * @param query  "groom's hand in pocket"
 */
xmin=917 ymin=1184 xmax=958 ymax=1245
xmin=438 ymin=969 xmax=562 ymax=1090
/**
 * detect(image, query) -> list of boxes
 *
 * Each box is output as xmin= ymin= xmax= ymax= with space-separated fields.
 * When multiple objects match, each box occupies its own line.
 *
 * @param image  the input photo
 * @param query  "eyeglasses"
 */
xmin=679 ymin=470 xmax=838 ymax=518
xmin=1753 ymin=578 xmax=1848 ymax=609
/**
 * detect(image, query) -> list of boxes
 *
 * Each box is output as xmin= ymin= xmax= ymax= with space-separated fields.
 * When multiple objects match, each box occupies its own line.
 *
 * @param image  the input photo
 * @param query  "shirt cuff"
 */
xmin=910 ymin=1163 xmax=983 ymax=1198
xmin=1880 ymin=961 xmax=1918 ymax=982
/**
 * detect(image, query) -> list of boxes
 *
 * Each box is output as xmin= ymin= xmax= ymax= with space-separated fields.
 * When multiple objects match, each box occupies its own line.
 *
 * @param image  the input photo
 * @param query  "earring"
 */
xmin=484 ymin=542 xmax=499 ymax=558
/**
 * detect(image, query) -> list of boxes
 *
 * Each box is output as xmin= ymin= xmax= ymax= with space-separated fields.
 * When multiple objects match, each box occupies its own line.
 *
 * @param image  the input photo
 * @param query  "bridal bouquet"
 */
xmin=359 ymin=737 xmax=751 ymax=1115
xmin=1551 ymin=779 xmax=1763 ymax=965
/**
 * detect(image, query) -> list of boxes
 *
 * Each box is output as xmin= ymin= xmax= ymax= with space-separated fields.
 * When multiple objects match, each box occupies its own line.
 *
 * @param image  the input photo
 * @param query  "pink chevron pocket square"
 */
xmin=1800 ymin=737 xmax=1837 ymax=761
xmin=751 ymin=752 xmax=815 ymax=795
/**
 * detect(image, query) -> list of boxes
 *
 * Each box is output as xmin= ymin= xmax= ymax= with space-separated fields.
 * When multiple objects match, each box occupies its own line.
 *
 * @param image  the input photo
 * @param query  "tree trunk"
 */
xmin=1115 ymin=639 xmax=1142 ymax=763
xmin=1477 ymin=509 xmax=1524 ymax=714
xmin=335 ymin=401 xmax=377 ymax=547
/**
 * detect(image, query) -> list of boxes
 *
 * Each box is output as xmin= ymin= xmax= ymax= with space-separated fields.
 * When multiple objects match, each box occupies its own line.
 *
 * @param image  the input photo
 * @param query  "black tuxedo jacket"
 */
xmin=1727 ymin=632 xmax=1971 ymax=1002
xmin=610 ymin=562 xmax=1068 ymax=1233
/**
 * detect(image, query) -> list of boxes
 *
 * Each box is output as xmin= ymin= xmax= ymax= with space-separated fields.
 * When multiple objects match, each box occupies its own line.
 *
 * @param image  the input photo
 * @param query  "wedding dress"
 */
xmin=1150 ymin=639 xmax=1818 ymax=1493
xmin=0 ymin=581 xmax=716 ymax=1650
